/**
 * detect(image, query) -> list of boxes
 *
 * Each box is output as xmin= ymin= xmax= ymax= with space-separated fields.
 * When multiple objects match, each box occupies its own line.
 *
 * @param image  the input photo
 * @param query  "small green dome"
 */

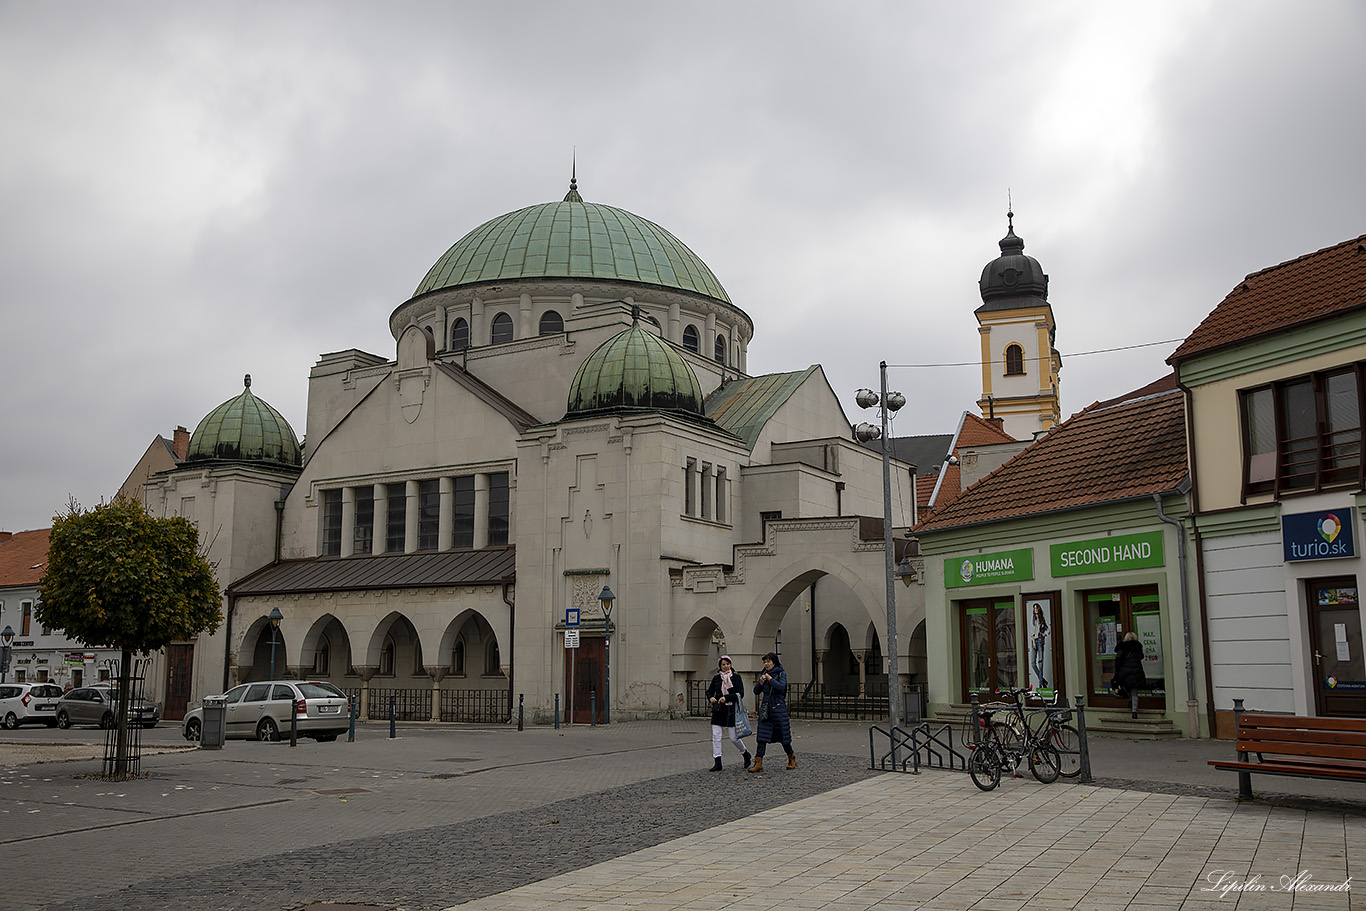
xmin=187 ymin=375 xmax=302 ymax=468
xmin=566 ymin=324 xmax=704 ymax=418
xmin=413 ymin=179 xmax=731 ymax=304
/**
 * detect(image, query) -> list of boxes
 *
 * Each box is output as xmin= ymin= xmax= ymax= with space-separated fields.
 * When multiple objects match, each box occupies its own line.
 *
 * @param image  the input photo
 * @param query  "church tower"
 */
xmin=975 ymin=211 xmax=1061 ymax=440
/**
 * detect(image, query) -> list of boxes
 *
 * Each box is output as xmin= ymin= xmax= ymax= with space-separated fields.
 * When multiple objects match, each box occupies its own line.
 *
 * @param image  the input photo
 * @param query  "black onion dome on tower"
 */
xmin=977 ymin=210 xmax=1050 ymax=313
xmin=566 ymin=315 xmax=706 ymax=419
xmin=186 ymin=374 xmax=302 ymax=468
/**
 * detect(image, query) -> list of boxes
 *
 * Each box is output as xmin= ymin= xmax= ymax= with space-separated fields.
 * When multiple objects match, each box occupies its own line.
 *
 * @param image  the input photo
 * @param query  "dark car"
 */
xmin=56 ymin=684 xmax=160 ymax=729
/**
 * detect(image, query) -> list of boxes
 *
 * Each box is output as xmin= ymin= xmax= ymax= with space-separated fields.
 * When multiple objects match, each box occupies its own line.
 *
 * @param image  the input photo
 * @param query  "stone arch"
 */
xmin=299 ymin=613 xmax=351 ymax=682
xmin=436 ymin=607 xmax=503 ymax=686
xmin=731 ymin=558 xmax=887 ymax=658
xmin=365 ymin=612 xmax=425 ymax=683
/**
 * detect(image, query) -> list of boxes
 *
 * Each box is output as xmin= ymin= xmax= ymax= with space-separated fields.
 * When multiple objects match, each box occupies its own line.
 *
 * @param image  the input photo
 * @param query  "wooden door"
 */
xmin=563 ymin=636 xmax=605 ymax=724
xmin=163 ymin=644 xmax=194 ymax=720
xmin=1307 ymin=578 xmax=1366 ymax=717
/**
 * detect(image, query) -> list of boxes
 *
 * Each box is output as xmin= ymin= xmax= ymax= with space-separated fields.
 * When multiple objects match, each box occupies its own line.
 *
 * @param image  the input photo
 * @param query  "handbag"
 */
xmin=757 ymin=695 xmax=769 ymax=723
xmin=733 ymin=697 xmax=753 ymax=738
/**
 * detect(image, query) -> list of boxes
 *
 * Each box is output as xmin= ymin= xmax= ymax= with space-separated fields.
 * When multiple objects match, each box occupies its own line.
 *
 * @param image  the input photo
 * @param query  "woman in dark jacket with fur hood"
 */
xmin=748 ymin=652 xmax=795 ymax=773
xmin=706 ymin=656 xmax=751 ymax=771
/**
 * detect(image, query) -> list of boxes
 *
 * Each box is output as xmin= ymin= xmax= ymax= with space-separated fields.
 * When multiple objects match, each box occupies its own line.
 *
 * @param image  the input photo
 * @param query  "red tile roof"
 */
xmin=913 ymin=376 xmax=1187 ymax=533
xmin=956 ymin=413 xmax=1016 ymax=447
xmin=0 ymin=528 xmax=51 ymax=587
xmin=1170 ymin=233 xmax=1366 ymax=363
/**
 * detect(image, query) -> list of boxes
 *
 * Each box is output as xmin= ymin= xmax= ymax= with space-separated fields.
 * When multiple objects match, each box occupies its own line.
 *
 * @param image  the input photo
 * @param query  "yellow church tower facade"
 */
xmin=975 ymin=212 xmax=1061 ymax=440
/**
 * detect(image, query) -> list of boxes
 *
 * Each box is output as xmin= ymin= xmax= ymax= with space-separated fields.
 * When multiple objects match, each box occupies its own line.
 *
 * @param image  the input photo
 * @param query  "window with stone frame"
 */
xmin=490 ymin=312 xmax=514 ymax=344
xmin=1005 ymin=343 xmax=1025 ymax=376
xmin=682 ymin=325 xmax=699 ymax=353
xmin=353 ymin=486 xmax=374 ymax=555
xmin=321 ymin=489 xmax=343 ymax=556
xmin=450 ymin=318 xmax=470 ymax=351
xmin=489 ymin=472 xmax=510 ymax=546
xmin=539 ymin=310 xmax=564 ymax=335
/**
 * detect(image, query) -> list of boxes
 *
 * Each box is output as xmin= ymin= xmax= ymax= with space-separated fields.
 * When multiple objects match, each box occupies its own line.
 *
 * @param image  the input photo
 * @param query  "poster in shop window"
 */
xmin=1026 ymin=598 xmax=1054 ymax=697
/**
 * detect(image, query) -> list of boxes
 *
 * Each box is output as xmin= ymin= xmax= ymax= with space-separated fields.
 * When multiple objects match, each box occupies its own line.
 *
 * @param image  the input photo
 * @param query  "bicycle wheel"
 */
xmin=1028 ymin=741 xmax=1061 ymax=784
xmin=1048 ymin=723 xmax=1083 ymax=778
xmin=969 ymin=745 xmax=1002 ymax=791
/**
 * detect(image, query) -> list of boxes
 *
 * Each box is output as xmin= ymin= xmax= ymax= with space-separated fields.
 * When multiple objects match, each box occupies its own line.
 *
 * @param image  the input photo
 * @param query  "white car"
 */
xmin=0 ymin=682 xmax=64 ymax=729
xmin=181 ymin=680 xmax=350 ymax=742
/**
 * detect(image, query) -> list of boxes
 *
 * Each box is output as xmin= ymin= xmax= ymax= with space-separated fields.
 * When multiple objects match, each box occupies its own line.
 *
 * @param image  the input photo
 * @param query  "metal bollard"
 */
xmin=389 ymin=694 xmax=396 ymax=739
xmin=1233 ymin=697 xmax=1251 ymax=799
xmin=348 ymin=697 xmax=356 ymax=742
xmin=518 ymin=694 xmax=524 ymax=732
xmin=290 ymin=699 xmax=299 ymax=747
xmin=554 ymin=693 xmax=560 ymax=730
xmin=590 ymin=691 xmax=596 ymax=728
xmin=1075 ymin=694 xmax=1093 ymax=783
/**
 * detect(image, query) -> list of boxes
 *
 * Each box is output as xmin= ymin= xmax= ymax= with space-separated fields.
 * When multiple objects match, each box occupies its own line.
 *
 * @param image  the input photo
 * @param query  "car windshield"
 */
xmin=297 ymin=682 xmax=345 ymax=699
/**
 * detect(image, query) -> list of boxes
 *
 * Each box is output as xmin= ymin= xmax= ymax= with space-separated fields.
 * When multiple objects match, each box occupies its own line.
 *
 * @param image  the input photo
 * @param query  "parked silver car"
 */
xmin=55 ymin=684 xmax=160 ymax=729
xmin=181 ymin=680 xmax=350 ymax=743
xmin=0 ymin=682 xmax=64 ymax=728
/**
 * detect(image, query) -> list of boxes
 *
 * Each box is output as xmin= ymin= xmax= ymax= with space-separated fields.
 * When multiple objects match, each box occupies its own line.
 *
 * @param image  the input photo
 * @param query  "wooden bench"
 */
xmin=1208 ymin=711 xmax=1366 ymax=799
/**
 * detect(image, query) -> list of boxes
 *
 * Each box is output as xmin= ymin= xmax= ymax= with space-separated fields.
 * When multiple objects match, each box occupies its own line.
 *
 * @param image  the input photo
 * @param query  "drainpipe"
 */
xmin=502 ymin=580 xmax=515 ymax=723
xmin=1175 ymin=373 xmax=1219 ymax=737
xmin=1153 ymin=485 xmax=1199 ymax=738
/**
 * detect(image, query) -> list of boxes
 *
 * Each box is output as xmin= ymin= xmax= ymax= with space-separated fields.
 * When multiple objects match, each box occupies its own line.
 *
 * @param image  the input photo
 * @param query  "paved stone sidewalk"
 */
xmin=444 ymin=773 xmax=1364 ymax=911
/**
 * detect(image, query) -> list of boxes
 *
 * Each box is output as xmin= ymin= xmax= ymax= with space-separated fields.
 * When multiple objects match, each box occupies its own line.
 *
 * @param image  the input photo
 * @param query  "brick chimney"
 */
xmin=987 ymin=417 xmax=1005 ymax=432
xmin=0 ymin=531 xmax=12 ymax=543
xmin=172 ymin=425 xmax=190 ymax=461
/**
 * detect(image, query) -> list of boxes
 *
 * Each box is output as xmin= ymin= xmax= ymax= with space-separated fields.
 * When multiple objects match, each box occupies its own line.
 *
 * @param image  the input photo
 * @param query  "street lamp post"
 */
xmin=0 ymin=625 xmax=14 ymax=684
xmin=268 ymin=607 xmax=283 ymax=680
xmin=854 ymin=362 xmax=907 ymax=760
xmin=598 ymin=585 xmax=615 ymax=724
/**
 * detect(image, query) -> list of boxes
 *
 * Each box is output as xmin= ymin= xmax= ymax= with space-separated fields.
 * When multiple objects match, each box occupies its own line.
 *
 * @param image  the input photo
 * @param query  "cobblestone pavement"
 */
xmin=3 ymin=720 xmax=1363 ymax=911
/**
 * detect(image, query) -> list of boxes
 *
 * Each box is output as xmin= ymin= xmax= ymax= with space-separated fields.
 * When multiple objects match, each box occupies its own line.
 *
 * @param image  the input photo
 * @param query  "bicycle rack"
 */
xmin=869 ymin=721 xmax=970 ymax=773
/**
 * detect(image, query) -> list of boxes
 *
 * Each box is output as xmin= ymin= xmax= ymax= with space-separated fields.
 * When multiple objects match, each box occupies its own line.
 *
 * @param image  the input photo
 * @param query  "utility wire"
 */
xmin=887 ymin=338 xmax=1183 ymax=369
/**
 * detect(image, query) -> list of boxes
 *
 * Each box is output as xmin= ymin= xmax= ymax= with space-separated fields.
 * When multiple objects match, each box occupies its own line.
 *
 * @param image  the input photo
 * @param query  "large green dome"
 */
xmin=186 ymin=375 xmax=302 ymax=468
xmin=566 ymin=324 xmax=705 ymax=419
xmin=413 ymin=179 xmax=731 ymax=304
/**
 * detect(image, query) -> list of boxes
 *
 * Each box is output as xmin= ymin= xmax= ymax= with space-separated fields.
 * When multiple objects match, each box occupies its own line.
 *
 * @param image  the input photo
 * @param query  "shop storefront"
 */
xmin=928 ymin=519 xmax=1205 ymax=736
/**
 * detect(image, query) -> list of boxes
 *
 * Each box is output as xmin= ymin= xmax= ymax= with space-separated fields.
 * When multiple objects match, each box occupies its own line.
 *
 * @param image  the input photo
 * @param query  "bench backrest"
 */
xmin=1236 ymin=713 xmax=1366 ymax=763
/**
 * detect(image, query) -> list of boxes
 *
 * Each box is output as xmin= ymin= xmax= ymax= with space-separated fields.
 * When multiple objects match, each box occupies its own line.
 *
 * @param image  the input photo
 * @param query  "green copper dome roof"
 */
xmin=413 ymin=179 xmax=731 ymax=304
xmin=186 ymin=375 xmax=302 ymax=468
xmin=566 ymin=323 xmax=705 ymax=418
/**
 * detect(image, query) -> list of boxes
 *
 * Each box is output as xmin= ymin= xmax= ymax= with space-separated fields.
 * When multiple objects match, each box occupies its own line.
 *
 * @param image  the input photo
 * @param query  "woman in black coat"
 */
xmin=1109 ymin=631 xmax=1148 ymax=718
xmin=748 ymin=652 xmax=795 ymax=773
xmin=705 ymin=656 xmax=751 ymax=771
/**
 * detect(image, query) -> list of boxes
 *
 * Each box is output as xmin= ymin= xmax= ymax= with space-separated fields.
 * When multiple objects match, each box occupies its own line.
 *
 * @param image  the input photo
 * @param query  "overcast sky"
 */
xmin=3 ymin=2 xmax=1364 ymax=532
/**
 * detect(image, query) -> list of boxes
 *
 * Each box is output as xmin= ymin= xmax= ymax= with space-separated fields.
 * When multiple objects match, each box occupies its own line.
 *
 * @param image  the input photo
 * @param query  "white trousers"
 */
xmin=712 ymin=724 xmax=747 ymax=757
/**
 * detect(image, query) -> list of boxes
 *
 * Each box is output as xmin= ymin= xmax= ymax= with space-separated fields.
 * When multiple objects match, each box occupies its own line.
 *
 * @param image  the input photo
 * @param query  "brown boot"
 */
xmin=786 ymin=751 xmax=797 ymax=770
xmin=747 ymin=756 xmax=764 ymax=773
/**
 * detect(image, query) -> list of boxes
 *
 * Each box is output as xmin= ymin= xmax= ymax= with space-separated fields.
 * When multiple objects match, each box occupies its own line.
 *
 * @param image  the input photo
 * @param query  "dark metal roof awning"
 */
xmin=229 ymin=548 xmax=516 ymax=597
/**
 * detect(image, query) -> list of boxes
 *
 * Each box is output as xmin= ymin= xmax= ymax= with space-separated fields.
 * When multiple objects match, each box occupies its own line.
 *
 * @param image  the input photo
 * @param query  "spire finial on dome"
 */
xmin=244 ymin=373 xmax=252 ymax=390
xmin=564 ymin=150 xmax=583 ymax=203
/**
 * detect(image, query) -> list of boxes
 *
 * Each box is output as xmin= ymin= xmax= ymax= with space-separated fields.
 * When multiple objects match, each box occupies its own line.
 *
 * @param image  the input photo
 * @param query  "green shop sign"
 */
xmin=945 ymin=548 xmax=1034 ymax=588
xmin=1051 ymin=531 xmax=1164 ymax=577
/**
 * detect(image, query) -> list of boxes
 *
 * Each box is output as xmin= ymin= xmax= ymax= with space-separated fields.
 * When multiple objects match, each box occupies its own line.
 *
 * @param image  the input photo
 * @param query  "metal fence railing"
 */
xmin=341 ymin=687 xmax=509 ymax=723
xmin=686 ymin=679 xmax=925 ymax=723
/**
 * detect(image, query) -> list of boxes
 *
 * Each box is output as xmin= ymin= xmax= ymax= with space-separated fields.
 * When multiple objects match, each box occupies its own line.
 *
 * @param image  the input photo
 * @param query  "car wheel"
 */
xmin=99 ymin=712 xmax=115 ymax=730
xmin=256 ymin=717 xmax=279 ymax=742
xmin=184 ymin=718 xmax=202 ymax=742
xmin=56 ymin=711 xmax=71 ymax=729
xmin=2 ymin=712 xmax=18 ymax=730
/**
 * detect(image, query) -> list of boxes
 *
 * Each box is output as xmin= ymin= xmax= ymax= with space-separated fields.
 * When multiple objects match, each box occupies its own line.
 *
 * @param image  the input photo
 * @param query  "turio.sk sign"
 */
xmin=1282 ymin=508 xmax=1356 ymax=562
xmin=1050 ymin=531 xmax=1165 ymax=577
xmin=944 ymin=548 xmax=1034 ymax=588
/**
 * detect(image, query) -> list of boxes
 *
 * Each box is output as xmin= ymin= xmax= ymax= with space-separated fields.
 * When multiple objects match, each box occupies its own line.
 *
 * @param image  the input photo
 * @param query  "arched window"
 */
xmin=450 ymin=318 xmax=469 ymax=351
xmin=1005 ymin=344 xmax=1025 ymax=376
xmin=484 ymin=640 xmax=503 ymax=676
xmin=538 ymin=310 xmax=564 ymax=335
xmin=490 ymin=312 xmax=514 ymax=344
xmin=714 ymin=334 xmax=727 ymax=364
xmin=379 ymin=635 xmax=395 ymax=676
xmin=452 ymin=638 xmax=466 ymax=677
xmin=682 ymin=325 xmax=699 ymax=353
xmin=312 ymin=635 xmax=330 ymax=675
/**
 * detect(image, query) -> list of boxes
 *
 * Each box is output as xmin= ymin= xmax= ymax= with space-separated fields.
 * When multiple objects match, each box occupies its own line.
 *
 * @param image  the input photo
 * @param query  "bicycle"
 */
xmin=970 ymin=690 xmax=1083 ymax=779
xmin=967 ymin=687 xmax=1061 ymax=791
